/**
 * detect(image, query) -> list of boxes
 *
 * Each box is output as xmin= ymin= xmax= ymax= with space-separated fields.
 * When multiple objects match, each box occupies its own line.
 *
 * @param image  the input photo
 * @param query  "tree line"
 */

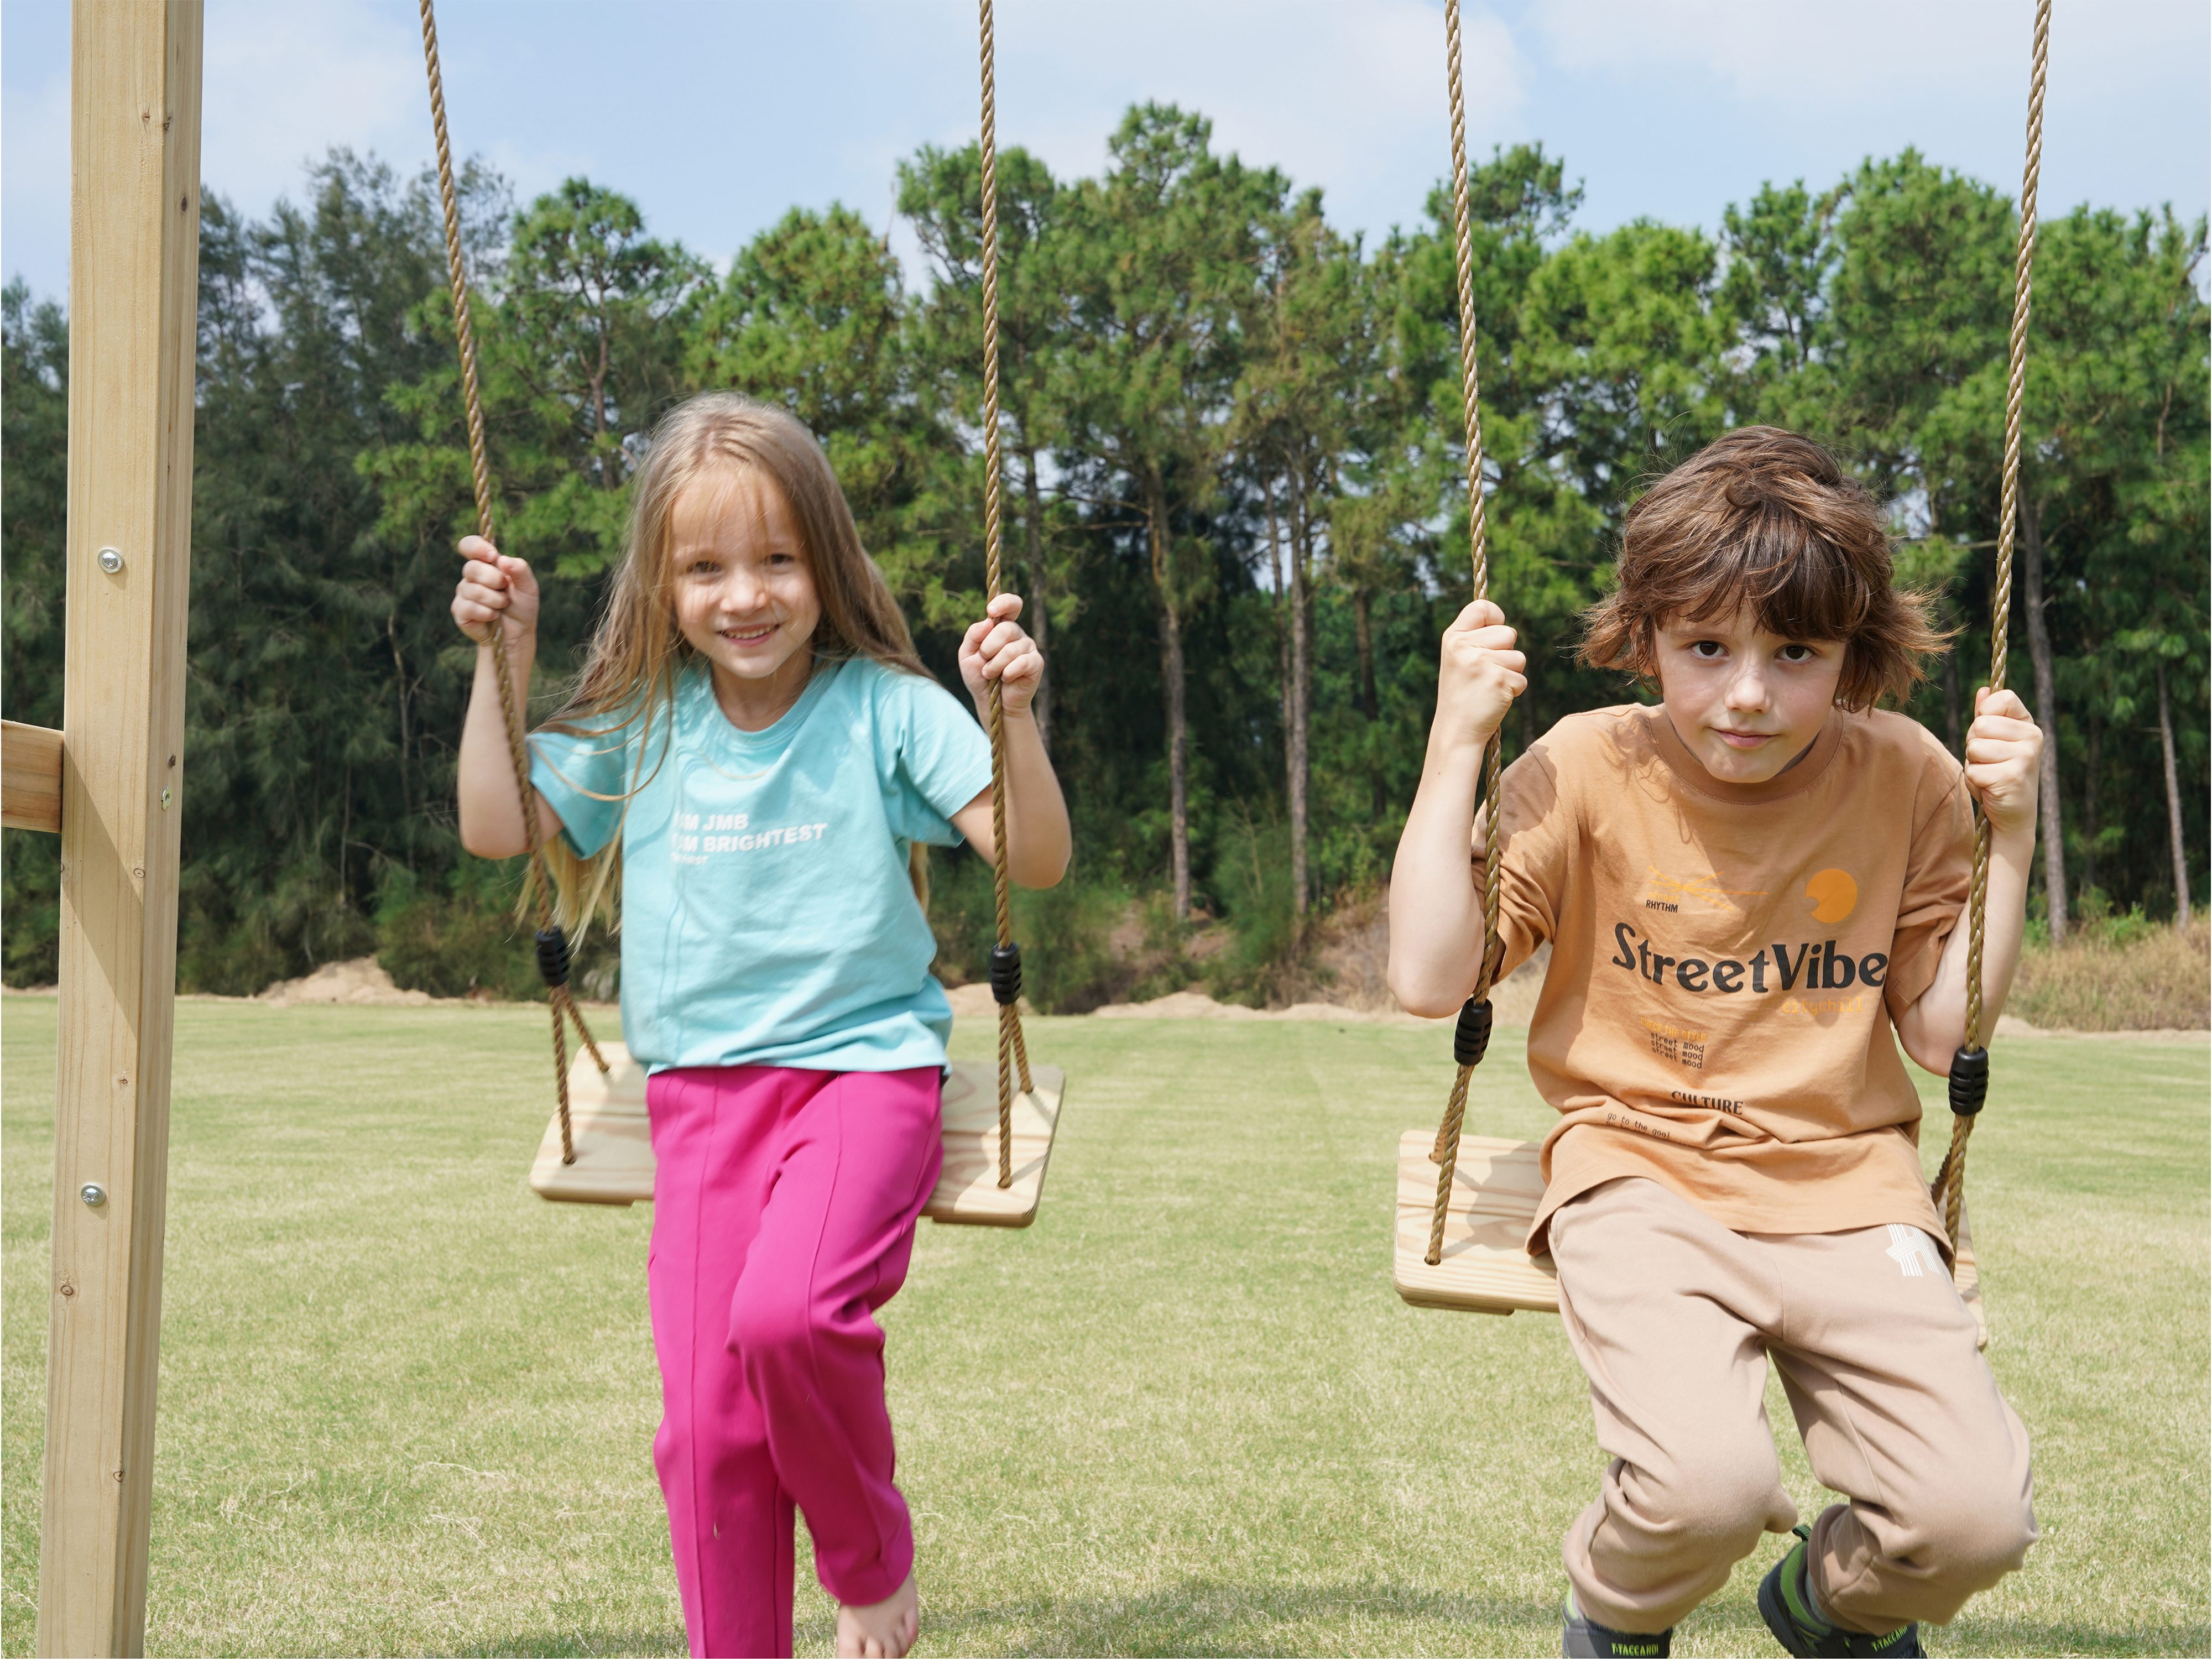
xmin=4 ymin=106 xmax=2205 ymax=1003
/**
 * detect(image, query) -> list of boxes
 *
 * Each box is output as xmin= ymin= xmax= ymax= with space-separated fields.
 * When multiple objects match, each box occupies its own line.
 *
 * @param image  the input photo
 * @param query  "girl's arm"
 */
xmin=1387 ymin=599 xmax=1527 ymax=1017
xmin=451 ymin=537 xmax=568 ymax=859
xmin=952 ymin=594 xmax=1071 ymax=889
xmin=1893 ymin=687 xmax=2043 ymax=1072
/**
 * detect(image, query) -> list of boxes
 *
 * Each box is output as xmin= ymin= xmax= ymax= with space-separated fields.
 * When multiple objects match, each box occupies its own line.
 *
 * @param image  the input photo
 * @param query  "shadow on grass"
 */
xmin=1930 ymin=1619 xmax=2212 ymax=1657
xmin=877 ymin=1579 xmax=1564 ymax=1656
xmin=1688 ymin=1606 xmax=2211 ymax=1658
xmin=453 ymin=1632 xmax=685 ymax=1658
xmin=452 ymin=1598 xmax=2212 ymax=1658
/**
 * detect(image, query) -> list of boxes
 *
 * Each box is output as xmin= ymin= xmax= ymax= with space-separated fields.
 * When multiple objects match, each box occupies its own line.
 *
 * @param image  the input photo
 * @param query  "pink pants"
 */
xmin=645 ymin=1064 xmax=944 ymax=1659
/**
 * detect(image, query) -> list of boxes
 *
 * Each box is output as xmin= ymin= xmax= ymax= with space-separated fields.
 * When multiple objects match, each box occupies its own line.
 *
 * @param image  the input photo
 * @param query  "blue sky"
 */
xmin=4 ymin=0 xmax=2206 ymax=305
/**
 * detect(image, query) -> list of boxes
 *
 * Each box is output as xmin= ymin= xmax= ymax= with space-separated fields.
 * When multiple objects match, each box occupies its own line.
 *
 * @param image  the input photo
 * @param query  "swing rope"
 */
xmin=978 ymin=0 xmax=1034 ymax=1188
xmin=1423 ymin=0 xmax=1508 ymax=1266
xmin=418 ymin=0 xmax=608 ymax=1165
xmin=1929 ymin=0 xmax=2050 ymax=1261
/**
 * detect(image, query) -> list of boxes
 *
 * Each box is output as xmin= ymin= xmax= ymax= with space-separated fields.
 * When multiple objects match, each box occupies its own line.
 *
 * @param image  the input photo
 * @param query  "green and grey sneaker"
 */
xmin=1756 ymin=1525 xmax=1925 ymax=1657
xmin=1563 ymin=1590 xmax=1672 ymax=1657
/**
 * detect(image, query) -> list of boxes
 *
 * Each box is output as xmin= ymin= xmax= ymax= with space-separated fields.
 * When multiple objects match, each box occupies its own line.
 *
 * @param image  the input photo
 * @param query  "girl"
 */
xmin=451 ymin=393 xmax=1070 ymax=1659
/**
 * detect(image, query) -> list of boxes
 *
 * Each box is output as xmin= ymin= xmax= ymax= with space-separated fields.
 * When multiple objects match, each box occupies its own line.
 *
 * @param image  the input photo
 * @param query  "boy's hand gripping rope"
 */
xmin=1423 ymin=0 xmax=1507 ymax=1268
xmin=980 ymin=0 xmax=1033 ymax=1187
xmin=1930 ymin=0 xmax=2050 ymax=1269
xmin=419 ymin=0 xmax=608 ymax=1164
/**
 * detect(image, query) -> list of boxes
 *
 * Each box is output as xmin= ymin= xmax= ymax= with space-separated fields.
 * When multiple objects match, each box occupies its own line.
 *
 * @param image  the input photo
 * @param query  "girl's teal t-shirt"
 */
xmin=528 ymin=657 xmax=992 ymax=1075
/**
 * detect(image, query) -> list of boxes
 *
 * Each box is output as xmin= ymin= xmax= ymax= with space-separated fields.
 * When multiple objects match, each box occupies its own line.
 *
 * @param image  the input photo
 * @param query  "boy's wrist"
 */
xmin=1427 ymin=721 xmax=1498 ymax=769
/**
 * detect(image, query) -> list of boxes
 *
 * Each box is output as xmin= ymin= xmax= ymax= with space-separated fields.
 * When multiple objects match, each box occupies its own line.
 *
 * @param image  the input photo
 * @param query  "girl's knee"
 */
xmin=728 ymin=1276 xmax=817 ymax=1372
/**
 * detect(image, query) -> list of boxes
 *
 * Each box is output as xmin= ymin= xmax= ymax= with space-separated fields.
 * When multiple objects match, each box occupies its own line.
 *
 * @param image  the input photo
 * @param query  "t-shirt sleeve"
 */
xmin=883 ymin=670 xmax=994 ymax=847
xmin=528 ymin=724 xmax=636 ymax=860
xmin=1885 ymin=761 xmax=1974 ymax=1018
xmin=1491 ymin=737 xmax=1575 ymax=975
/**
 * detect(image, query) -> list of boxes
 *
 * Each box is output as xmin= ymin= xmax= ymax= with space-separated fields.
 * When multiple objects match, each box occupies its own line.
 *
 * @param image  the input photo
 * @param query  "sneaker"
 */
xmin=1563 ymin=1590 xmax=1672 ymax=1657
xmin=1756 ymin=1525 xmax=1926 ymax=1657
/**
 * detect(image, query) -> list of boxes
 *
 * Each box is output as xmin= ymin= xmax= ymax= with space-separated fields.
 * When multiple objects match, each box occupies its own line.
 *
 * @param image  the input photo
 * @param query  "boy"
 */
xmin=1389 ymin=428 xmax=2042 ymax=1658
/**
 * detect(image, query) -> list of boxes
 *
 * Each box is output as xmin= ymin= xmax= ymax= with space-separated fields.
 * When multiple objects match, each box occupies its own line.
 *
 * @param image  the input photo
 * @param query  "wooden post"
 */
xmin=38 ymin=2 xmax=202 ymax=1654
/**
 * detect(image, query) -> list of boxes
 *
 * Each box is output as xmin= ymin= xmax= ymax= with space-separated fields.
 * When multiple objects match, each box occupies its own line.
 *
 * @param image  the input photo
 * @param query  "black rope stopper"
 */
xmin=990 ymin=942 xmax=1023 ymax=1006
xmin=1948 ymin=1046 xmax=1989 ymax=1117
xmin=535 ymin=925 xmax=571 ymax=989
xmin=1453 ymin=997 xmax=1494 ymax=1068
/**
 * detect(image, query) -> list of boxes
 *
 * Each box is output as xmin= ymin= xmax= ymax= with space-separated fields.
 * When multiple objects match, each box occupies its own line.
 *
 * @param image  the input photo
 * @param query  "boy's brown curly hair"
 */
xmin=1579 ymin=426 xmax=1945 ymax=711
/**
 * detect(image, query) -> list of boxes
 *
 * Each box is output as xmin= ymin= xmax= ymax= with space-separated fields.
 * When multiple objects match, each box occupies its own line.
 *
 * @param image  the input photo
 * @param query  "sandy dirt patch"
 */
xmin=257 ymin=958 xmax=435 ymax=1009
xmin=1092 ymin=989 xmax=1421 ymax=1024
xmin=1088 ymin=947 xmax=1546 ymax=1029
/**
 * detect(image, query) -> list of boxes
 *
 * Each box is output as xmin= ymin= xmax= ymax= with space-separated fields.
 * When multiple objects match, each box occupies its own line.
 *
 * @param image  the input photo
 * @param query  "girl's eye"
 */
xmin=1688 ymin=640 xmax=1725 ymax=660
xmin=1780 ymin=643 xmax=1816 ymax=663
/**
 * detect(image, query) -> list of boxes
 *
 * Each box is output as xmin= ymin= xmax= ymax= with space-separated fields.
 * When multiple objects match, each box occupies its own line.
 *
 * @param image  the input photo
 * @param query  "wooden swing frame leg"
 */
xmin=32 ymin=4 xmax=204 ymax=1654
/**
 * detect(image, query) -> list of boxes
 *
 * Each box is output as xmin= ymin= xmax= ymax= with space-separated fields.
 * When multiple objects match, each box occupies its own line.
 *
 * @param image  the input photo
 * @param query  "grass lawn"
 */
xmin=4 ymin=998 xmax=2206 ymax=1656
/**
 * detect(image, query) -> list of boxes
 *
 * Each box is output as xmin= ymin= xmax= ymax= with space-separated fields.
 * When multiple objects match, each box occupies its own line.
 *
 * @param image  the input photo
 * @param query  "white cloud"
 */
xmin=993 ymin=0 xmax=1527 ymax=236
xmin=4 ymin=0 xmax=2194 ymax=309
xmin=1535 ymin=0 xmax=2206 ymax=105
xmin=199 ymin=0 xmax=426 ymax=211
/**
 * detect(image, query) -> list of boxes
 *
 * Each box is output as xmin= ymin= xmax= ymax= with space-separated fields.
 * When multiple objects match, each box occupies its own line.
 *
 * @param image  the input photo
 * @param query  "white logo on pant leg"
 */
xmin=1885 ymin=1224 xmax=1941 ymax=1279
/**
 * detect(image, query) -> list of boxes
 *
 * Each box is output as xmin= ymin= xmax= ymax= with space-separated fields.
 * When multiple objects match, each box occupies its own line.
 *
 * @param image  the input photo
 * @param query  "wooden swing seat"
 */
xmin=1391 ymin=1132 xmax=1557 ymax=1314
xmin=527 ymin=1043 xmax=1065 ymax=1227
xmin=1391 ymin=1128 xmax=1986 ymax=1342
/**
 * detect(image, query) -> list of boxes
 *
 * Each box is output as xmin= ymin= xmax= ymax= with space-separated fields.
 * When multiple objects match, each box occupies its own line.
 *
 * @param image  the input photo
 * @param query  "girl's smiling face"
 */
xmin=669 ymin=467 xmax=822 ymax=719
xmin=1653 ymin=606 xmax=1845 ymax=785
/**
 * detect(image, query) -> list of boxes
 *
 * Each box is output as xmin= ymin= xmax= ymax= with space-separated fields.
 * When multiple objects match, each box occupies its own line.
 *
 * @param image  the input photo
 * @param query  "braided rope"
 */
xmin=419 ymin=0 xmax=605 ymax=1165
xmin=1425 ymin=0 xmax=1505 ymax=1265
xmin=1932 ymin=0 xmax=2048 ymax=1254
xmin=979 ymin=0 xmax=1029 ymax=1187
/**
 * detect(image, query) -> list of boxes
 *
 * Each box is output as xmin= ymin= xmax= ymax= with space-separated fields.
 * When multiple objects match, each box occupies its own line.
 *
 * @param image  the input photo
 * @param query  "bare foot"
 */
xmin=835 ymin=1572 xmax=919 ymax=1658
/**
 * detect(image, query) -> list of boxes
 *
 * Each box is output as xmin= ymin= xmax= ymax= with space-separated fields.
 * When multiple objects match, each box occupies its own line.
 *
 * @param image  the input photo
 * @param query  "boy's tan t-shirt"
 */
xmin=1492 ymin=705 xmax=1972 ymax=1253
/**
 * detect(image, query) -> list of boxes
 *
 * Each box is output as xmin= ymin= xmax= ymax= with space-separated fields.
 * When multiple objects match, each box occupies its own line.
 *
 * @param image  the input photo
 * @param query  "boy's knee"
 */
xmin=1616 ymin=1453 xmax=1790 ymax=1561
xmin=1917 ymin=1484 xmax=2037 ymax=1592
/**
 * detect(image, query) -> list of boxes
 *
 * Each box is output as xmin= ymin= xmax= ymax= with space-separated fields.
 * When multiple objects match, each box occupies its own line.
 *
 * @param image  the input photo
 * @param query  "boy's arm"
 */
xmin=1389 ymin=601 xmax=1526 ymax=1018
xmin=1893 ymin=688 xmax=2042 ymax=1072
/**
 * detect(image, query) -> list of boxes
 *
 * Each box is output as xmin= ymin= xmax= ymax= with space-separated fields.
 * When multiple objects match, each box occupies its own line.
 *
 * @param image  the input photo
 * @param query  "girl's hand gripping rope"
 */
xmin=451 ymin=536 xmax=540 ymax=650
xmin=958 ymin=592 xmax=1045 ymax=717
xmin=950 ymin=592 xmax=1071 ymax=890
xmin=450 ymin=535 xmax=564 ymax=860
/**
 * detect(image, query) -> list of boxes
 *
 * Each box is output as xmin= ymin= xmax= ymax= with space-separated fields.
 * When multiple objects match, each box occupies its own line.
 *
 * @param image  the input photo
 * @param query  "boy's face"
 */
xmin=1653 ymin=605 xmax=1845 ymax=785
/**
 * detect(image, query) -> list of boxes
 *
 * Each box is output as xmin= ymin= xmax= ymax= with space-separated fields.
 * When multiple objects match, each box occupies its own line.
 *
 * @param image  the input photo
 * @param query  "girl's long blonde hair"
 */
xmin=537 ymin=393 xmax=932 ymax=934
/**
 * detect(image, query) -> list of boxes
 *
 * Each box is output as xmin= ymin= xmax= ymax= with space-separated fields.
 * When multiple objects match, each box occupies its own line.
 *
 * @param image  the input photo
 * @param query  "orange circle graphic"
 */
xmin=1806 ymin=868 xmax=1858 ymax=925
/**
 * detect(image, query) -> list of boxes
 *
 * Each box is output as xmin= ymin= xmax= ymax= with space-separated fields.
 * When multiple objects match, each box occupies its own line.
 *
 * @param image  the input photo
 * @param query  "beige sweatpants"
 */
xmin=1550 ymin=1177 xmax=2037 ymax=1636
